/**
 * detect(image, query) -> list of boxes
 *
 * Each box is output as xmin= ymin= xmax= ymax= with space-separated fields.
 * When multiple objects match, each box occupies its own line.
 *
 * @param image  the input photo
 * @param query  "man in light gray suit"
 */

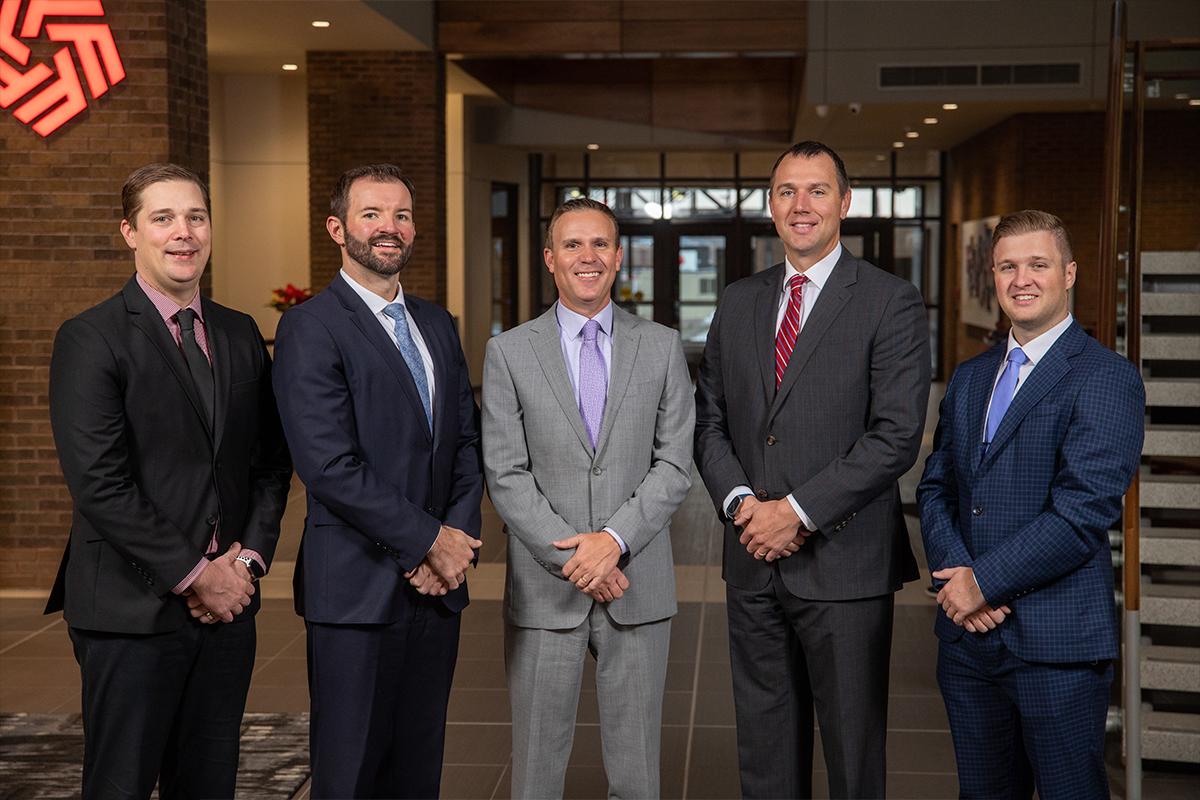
xmin=695 ymin=141 xmax=931 ymax=798
xmin=483 ymin=198 xmax=694 ymax=799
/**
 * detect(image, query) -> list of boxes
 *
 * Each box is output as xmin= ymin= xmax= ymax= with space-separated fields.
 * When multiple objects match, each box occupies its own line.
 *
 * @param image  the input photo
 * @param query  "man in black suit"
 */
xmin=694 ymin=141 xmax=931 ymax=798
xmin=272 ymin=164 xmax=483 ymax=798
xmin=47 ymin=163 xmax=292 ymax=799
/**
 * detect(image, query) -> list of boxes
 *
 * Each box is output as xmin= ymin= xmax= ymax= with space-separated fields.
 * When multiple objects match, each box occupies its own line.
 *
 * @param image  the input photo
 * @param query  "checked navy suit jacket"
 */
xmin=918 ymin=321 xmax=1145 ymax=663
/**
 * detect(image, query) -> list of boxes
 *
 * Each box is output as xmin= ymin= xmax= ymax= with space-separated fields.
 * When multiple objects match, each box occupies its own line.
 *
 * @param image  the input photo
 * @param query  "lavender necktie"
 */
xmin=984 ymin=346 xmax=1028 ymax=451
xmin=579 ymin=319 xmax=607 ymax=449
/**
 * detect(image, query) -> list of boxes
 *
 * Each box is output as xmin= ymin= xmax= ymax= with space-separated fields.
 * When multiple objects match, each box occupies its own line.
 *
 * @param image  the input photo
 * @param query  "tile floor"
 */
xmin=3 ymin=386 xmax=1198 ymax=799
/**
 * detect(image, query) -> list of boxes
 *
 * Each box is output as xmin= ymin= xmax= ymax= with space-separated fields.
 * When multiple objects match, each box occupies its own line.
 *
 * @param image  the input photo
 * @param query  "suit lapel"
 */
xmin=967 ymin=346 xmax=1003 ymax=473
xmin=594 ymin=305 xmax=639 ymax=456
xmin=982 ymin=324 xmax=1081 ymax=465
xmin=530 ymin=307 xmax=594 ymax=455
xmin=406 ymin=296 xmax=448 ymax=447
xmin=332 ymin=276 xmax=433 ymax=443
xmin=754 ymin=266 xmax=783 ymax=403
xmin=124 ymin=279 xmax=213 ymax=438
xmin=770 ymin=254 xmax=856 ymax=418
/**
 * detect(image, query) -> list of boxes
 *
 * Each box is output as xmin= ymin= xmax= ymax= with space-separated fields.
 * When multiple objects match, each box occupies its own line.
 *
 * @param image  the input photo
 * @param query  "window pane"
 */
xmin=847 ymin=189 xmax=873 ymax=218
xmin=616 ymin=235 xmax=654 ymax=308
xmin=874 ymin=188 xmax=892 ymax=218
xmin=679 ymin=236 xmax=724 ymax=302
xmin=752 ymin=235 xmax=785 ymax=273
xmin=894 ymin=187 xmax=920 ymax=218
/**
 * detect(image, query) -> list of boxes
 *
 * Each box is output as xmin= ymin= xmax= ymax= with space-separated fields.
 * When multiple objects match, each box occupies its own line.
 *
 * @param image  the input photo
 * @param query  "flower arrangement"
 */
xmin=269 ymin=284 xmax=312 ymax=312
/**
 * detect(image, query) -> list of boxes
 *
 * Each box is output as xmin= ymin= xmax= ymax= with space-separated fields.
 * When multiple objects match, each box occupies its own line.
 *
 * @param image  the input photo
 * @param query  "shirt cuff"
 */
xmin=603 ymin=527 xmax=628 ymax=554
xmin=785 ymin=494 xmax=815 ymax=531
xmin=172 ymin=558 xmax=208 ymax=594
xmin=723 ymin=486 xmax=754 ymax=519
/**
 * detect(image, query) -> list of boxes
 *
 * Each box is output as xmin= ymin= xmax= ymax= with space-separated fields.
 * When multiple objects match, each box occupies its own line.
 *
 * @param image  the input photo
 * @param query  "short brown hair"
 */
xmin=330 ymin=164 xmax=417 ymax=224
xmin=544 ymin=197 xmax=620 ymax=249
xmin=121 ymin=164 xmax=210 ymax=230
xmin=992 ymin=209 xmax=1074 ymax=265
xmin=769 ymin=141 xmax=849 ymax=198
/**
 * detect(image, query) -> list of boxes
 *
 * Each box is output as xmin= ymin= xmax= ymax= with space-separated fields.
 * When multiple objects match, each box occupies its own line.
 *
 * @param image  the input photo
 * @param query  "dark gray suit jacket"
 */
xmin=695 ymin=250 xmax=930 ymax=600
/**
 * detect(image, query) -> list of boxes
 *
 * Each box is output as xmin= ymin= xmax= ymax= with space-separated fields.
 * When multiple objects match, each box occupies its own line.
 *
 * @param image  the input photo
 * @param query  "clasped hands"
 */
xmin=933 ymin=566 xmax=1012 ymax=633
xmin=405 ymin=525 xmax=483 ymax=596
xmin=553 ymin=532 xmax=628 ymax=603
xmin=735 ymin=497 xmax=808 ymax=562
xmin=186 ymin=542 xmax=255 ymax=624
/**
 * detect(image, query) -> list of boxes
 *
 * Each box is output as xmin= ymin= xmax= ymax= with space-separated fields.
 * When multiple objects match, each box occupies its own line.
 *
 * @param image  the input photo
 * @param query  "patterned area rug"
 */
xmin=0 ymin=712 xmax=310 ymax=799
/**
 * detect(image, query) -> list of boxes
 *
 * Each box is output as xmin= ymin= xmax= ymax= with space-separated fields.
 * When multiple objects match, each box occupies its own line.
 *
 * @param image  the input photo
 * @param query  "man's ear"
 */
xmin=120 ymin=219 xmax=137 ymax=250
xmin=326 ymin=216 xmax=345 ymax=246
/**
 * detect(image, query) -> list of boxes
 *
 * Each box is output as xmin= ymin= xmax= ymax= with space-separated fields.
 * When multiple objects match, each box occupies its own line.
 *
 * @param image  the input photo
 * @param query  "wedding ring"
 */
xmin=205 ymin=612 xmax=214 ymax=621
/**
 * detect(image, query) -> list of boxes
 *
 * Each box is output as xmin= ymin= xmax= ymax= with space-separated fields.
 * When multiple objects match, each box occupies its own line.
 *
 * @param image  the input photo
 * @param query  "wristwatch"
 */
xmin=236 ymin=554 xmax=263 ymax=581
xmin=726 ymin=494 xmax=749 ymax=520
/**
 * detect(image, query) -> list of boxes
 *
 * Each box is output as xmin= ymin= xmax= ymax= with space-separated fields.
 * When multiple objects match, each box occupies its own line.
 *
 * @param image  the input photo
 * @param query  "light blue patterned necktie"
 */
xmin=383 ymin=302 xmax=432 ymax=433
xmin=984 ymin=346 xmax=1028 ymax=450
xmin=579 ymin=319 xmax=607 ymax=449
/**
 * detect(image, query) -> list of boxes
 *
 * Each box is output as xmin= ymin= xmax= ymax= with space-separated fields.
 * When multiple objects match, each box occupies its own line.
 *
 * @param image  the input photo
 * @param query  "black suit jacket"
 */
xmin=695 ymin=250 xmax=931 ymax=600
xmin=47 ymin=276 xmax=292 ymax=634
xmin=271 ymin=274 xmax=483 ymax=623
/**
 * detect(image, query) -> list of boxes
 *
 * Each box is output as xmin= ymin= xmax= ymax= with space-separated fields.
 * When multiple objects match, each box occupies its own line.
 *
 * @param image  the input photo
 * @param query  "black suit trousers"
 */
xmin=70 ymin=619 xmax=256 ymax=800
xmin=726 ymin=567 xmax=894 ymax=799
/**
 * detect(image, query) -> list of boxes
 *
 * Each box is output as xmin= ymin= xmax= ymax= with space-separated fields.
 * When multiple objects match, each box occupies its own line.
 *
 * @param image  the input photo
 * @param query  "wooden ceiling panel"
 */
xmin=652 ymin=57 xmax=794 ymax=83
xmin=619 ymin=1 xmax=805 ymax=21
xmin=622 ymin=19 xmax=805 ymax=53
xmin=653 ymin=80 xmax=792 ymax=139
xmin=440 ymin=21 xmax=621 ymax=55
xmin=512 ymin=82 xmax=653 ymax=126
xmin=439 ymin=1 xmax=620 ymax=23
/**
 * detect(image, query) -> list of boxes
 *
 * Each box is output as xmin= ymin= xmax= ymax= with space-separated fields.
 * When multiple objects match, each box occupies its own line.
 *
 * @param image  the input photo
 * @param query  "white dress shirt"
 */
xmin=982 ymin=313 xmax=1074 ymax=442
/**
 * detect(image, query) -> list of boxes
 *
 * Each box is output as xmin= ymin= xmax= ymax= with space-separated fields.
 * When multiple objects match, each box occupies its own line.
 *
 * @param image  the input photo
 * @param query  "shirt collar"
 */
xmin=1007 ymin=313 xmax=1074 ymax=366
xmin=340 ymin=268 xmax=406 ymax=316
xmin=136 ymin=273 xmax=203 ymax=323
xmin=555 ymin=299 xmax=613 ymax=340
xmin=783 ymin=243 xmax=842 ymax=293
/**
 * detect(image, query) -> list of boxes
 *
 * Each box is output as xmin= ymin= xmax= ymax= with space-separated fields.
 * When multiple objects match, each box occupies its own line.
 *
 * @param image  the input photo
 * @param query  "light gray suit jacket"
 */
xmin=695 ymin=251 xmax=931 ymax=600
xmin=482 ymin=303 xmax=694 ymax=630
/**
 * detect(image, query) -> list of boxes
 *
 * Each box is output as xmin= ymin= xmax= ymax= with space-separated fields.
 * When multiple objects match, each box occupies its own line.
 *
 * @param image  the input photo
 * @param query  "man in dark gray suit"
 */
xmin=694 ymin=141 xmax=931 ymax=798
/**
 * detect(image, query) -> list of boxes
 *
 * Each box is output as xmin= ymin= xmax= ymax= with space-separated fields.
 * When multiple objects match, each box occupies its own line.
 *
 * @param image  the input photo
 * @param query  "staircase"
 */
xmin=1134 ymin=250 xmax=1200 ymax=764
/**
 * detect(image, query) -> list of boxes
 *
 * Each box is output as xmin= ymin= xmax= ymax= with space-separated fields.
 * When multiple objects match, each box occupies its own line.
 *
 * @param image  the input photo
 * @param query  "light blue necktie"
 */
xmin=579 ymin=319 xmax=607 ymax=449
xmin=984 ymin=346 xmax=1028 ymax=450
xmin=383 ymin=303 xmax=432 ymax=433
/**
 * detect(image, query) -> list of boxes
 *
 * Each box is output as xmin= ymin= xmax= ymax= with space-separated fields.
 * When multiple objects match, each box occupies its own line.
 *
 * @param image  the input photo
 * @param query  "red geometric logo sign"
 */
xmin=0 ymin=0 xmax=125 ymax=137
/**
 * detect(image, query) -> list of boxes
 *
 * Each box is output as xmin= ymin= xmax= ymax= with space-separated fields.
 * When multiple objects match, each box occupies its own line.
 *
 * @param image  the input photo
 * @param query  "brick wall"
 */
xmin=0 ymin=0 xmax=208 ymax=590
xmin=944 ymin=110 xmax=1199 ymax=373
xmin=307 ymin=52 xmax=446 ymax=303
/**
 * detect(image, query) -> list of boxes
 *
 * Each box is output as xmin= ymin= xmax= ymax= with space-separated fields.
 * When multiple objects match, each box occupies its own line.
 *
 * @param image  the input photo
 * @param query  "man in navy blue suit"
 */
xmin=918 ymin=210 xmax=1144 ymax=799
xmin=273 ymin=165 xmax=483 ymax=798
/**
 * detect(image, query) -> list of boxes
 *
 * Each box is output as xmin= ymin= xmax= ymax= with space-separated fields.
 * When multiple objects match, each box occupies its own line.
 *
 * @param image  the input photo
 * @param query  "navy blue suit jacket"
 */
xmin=272 ymin=274 xmax=483 ymax=623
xmin=918 ymin=321 xmax=1144 ymax=663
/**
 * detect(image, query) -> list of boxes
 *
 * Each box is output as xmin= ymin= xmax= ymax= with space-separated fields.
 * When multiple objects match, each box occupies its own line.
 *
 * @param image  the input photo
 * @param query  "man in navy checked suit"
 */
xmin=918 ymin=210 xmax=1144 ymax=799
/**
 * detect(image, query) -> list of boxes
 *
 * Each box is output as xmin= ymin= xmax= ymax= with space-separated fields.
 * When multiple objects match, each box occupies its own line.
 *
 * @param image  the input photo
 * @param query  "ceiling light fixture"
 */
xmin=1174 ymin=93 xmax=1188 ymax=100
xmin=1190 ymin=99 xmax=1200 ymax=106
xmin=942 ymin=103 xmax=958 ymax=110
xmin=924 ymin=117 xmax=938 ymax=124
xmin=312 ymin=21 xmax=330 ymax=28
xmin=893 ymin=141 xmax=904 ymax=148
xmin=875 ymin=155 xmax=887 ymax=161
xmin=586 ymin=143 xmax=600 ymax=150
xmin=282 ymin=64 xmax=298 ymax=71
xmin=906 ymin=131 xmax=919 ymax=138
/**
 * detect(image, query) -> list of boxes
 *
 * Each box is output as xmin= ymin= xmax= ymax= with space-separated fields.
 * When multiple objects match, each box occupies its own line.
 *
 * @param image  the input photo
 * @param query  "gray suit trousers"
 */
xmin=506 ymin=605 xmax=671 ymax=799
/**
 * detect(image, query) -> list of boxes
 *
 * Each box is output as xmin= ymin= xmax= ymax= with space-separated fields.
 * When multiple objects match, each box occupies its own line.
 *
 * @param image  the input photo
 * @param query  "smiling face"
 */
xmin=993 ymin=229 xmax=1076 ymax=344
xmin=545 ymin=209 xmax=623 ymax=318
xmin=327 ymin=177 xmax=415 ymax=292
xmin=768 ymin=153 xmax=852 ymax=271
xmin=120 ymin=180 xmax=211 ymax=306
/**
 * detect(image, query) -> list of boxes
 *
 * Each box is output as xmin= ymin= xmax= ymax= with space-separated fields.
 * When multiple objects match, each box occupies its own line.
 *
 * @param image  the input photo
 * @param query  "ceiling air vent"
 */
xmin=880 ymin=63 xmax=1081 ymax=88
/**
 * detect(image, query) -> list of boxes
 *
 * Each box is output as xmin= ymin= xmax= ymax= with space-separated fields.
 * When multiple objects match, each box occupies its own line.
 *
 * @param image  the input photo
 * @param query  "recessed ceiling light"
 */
xmin=875 ymin=154 xmax=887 ymax=161
xmin=1190 ymin=99 xmax=1200 ymax=106
xmin=1174 ymin=93 xmax=1188 ymax=100
xmin=312 ymin=21 xmax=330 ymax=28
xmin=893 ymin=141 xmax=904 ymax=148
xmin=586 ymin=143 xmax=600 ymax=150
xmin=942 ymin=103 xmax=958 ymax=110
xmin=282 ymin=64 xmax=298 ymax=71
xmin=906 ymin=131 xmax=919 ymax=138
xmin=924 ymin=117 xmax=938 ymax=124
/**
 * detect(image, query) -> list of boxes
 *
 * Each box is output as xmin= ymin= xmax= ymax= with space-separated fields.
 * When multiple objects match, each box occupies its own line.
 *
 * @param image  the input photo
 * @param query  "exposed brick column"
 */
xmin=307 ymin=52 xmax=446 ymax=303
xmin=0 ymin=0 xmax=208 ymax=590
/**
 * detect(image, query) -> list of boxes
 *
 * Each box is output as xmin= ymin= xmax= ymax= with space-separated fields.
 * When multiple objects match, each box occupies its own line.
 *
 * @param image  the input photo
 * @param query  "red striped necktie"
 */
xmin=775 ymin=273 xmax=809 ymax=388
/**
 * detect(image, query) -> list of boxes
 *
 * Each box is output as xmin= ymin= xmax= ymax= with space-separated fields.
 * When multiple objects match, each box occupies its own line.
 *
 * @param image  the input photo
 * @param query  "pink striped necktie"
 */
xmin=775 ymin=274 xmax=809 ymax=388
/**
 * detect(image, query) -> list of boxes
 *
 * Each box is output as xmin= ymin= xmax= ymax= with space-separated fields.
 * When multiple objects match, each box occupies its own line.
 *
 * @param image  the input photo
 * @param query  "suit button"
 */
xmin=766 ymin=436 xmax=776 ymax=446
xmin=757 ymin=490 xmax=768 ymax=500
xmin=206 ymin=515 xmax=218 ymax=526
xmin=972 ymin=507 xmax=983 ymax=516
xmin=592 ymin=467 xmax=602 ymax=476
